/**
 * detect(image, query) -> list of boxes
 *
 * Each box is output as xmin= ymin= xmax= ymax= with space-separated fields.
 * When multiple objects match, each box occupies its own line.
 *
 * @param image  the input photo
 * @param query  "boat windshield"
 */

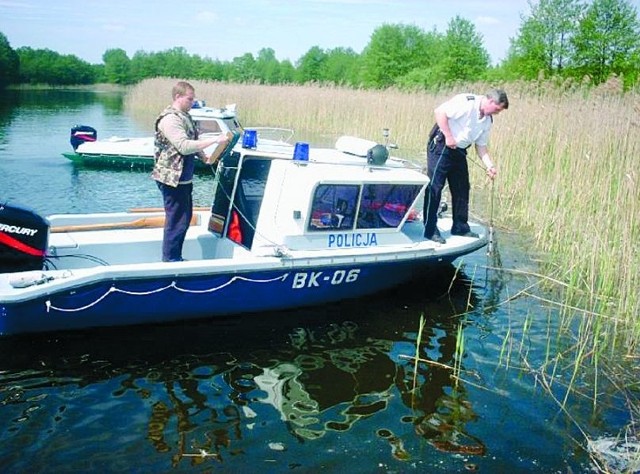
xmin=197 ymin=120 xmax=223 ymax=134
xmin=308 ymin=183 xmax=422 ymax=231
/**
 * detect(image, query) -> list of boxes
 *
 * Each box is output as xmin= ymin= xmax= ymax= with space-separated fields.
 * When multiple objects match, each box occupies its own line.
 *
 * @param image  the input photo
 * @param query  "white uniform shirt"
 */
xmin=436 ymin=94 xmax=492 ymax=149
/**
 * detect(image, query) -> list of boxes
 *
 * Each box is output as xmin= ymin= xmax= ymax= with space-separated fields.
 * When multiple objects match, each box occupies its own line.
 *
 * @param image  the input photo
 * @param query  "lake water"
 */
xmin=0 ymin=90 xmax=629 ymax=473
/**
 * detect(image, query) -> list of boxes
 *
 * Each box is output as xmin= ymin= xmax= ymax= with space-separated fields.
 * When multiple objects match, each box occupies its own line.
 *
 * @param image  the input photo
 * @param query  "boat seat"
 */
xmin=47 ymin=224 xmax=220 ymax=267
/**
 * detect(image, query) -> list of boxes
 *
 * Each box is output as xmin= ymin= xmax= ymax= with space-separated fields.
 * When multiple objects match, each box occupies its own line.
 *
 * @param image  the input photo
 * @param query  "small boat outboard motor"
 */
xmin=70 ymin=125 xmax=97 ymax=150
xmin=0 ymin=203 xmax=49 ymax=273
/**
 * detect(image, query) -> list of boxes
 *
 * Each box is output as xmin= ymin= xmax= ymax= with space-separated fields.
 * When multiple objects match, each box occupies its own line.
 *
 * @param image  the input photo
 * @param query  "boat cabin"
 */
xmin=190 ymin=103 xmax=242 ymax=136
xmin=34 ymin=136 xmax=429 ymax=271
xmin=208 ymin=138 xmax=427 ymax=255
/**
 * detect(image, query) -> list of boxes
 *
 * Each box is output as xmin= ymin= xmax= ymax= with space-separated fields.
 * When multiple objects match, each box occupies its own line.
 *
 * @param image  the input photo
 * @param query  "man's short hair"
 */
xmin=172 ymin=81 xmax=194 ymax=99
xmin=487 ymin=88 xmax=509 ymax=109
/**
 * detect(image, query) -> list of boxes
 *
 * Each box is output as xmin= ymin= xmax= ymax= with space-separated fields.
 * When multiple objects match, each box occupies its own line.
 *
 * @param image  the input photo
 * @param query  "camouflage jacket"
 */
xmin=151 ymin=106 xmax=199 ymax=187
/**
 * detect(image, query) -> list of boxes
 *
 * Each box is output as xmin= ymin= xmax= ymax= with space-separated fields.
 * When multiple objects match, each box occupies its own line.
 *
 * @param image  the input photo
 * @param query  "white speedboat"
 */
xmin=61 ymin=102 xmax=293 ymax=170
xmin=1 ymin=132 xmax=487 ymax=335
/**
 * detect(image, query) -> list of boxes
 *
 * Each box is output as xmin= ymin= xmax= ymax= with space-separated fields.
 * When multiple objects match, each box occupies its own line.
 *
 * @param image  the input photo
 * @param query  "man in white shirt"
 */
xmin=423 ymin=89 xmax=509 ymax=244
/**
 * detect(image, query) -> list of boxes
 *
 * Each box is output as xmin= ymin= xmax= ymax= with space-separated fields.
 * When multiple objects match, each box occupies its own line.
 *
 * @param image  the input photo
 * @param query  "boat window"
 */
xmin=197 ymin=120 xmax=222 ymax=134
xmin=356 ymin=184 xmax=422 ymax=229
xmin=209 ymin=154 xmax=270 ymax=249
xmin=308 ymin=184 xmax=360 ymax=231
xmin=229 ymin=158 xmax=271 ymax=248
xmin=222 ymin=117 xmax=243 ymax=132
xmin=209 ymin=152 xmax=239 ymax=236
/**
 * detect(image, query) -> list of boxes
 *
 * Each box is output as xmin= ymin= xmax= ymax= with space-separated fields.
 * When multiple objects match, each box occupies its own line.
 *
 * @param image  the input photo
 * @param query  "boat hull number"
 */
xmin=292 ymin=269 xmax=361 ymax=289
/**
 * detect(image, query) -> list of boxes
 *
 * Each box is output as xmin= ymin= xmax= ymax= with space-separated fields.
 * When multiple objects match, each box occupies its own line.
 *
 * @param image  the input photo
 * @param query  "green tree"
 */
xmin=17 ymin=47 xmax=94 ymax=85
xmin=0 ymin=32 xmax=19 ymax=89
xmin=504 ymin=0 xmax=584 ymax=79
xmin=439 ymin=16 xmax=490 ymax=83
xmin=278 ymin=59 xmax=296 ymax=83
xmin=103 ymin=48 xmax=132 ymax=84
xmin=154 ymin=47 xmax=200 ymax=78
xmin=92 ymin=63 xmax=106 ymax=83
xmin=129 ymin=50 xmax=156 ymax=82
xmin=195 ymin=58 xmax=227 ymax=82
xmin=323 ymin=47 xmax=361 ymax=86
xmin=572 ymin=0 xmax=640 ymax=86
xmin=296 ymin=46 xmax=328 ymax=84
xmin=386 ymin=27 xmax=446 ymax=90
xmin=228 ymin=53 xmax=257 ymax=82
xmin=360 ymin=24 xmax=435 ymax=88
xmin=255 ymin=48 xmax=281 ymax=84
xmin=395 ymin=63 xmax=447 ymax=91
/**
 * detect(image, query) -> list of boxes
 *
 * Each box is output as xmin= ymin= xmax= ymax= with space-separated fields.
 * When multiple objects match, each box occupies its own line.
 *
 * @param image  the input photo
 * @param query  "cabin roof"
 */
xmin=237 ymin=144 xmax=426 ymax=183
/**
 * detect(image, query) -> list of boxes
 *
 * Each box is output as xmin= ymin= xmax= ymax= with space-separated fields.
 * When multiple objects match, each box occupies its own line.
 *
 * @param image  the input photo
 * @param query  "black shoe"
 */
xmin=426 ymin=233 xmax=446 ymax=244
xmin=452 ymin=230 xmax=479 ymax=238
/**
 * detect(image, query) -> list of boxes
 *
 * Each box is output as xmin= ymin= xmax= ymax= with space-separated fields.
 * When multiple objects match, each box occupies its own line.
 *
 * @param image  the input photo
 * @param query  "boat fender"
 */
xmin=9 ymin=272 xmax=54 ymax=289
xmin=335 ymin=136 xmax=378 ymax=157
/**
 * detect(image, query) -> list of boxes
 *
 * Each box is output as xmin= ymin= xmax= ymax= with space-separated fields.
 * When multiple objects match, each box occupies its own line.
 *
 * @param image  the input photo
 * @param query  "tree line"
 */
xmin=1 ymin=0 xmax=638 ymax=91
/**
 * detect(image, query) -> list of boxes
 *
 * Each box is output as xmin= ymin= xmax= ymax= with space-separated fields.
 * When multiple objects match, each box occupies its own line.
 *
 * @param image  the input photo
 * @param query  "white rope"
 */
xmin=171 ymin=273 xmax=288 ymax=294
xmin=46 ymin=273 xmax=289 ymax=313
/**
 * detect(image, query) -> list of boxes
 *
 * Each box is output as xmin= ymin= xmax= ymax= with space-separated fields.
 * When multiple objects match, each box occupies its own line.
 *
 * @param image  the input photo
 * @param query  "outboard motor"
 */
xmin=70 ymin=125 xmax=97 ymax=150
xmin=0 ymin=203 xmax=49 ymax=273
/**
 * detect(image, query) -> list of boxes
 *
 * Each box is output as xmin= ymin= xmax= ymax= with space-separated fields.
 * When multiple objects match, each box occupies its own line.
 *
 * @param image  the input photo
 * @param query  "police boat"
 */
xmin=0 ymin=131 xmax=487 ymax=336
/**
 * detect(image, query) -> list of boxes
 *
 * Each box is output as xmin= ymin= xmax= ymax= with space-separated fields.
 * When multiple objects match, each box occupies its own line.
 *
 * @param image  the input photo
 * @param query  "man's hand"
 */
xmin=444 ymin=135 xmax=457 ymax=148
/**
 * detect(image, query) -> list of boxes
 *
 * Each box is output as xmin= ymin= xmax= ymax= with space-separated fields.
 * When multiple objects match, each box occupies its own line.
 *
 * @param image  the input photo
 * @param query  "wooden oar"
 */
xmin=51 ymin=214 xmax=198 ymax=233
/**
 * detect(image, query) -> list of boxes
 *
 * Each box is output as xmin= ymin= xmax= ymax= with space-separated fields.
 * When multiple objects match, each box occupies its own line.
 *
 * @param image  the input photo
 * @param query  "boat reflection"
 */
xmin=0 ymin=262 xmax=502 ymax=469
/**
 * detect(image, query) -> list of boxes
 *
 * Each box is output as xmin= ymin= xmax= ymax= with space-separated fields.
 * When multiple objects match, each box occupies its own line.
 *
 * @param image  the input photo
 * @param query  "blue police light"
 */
xmin=293 ymin=142 xmax=309 ymax=161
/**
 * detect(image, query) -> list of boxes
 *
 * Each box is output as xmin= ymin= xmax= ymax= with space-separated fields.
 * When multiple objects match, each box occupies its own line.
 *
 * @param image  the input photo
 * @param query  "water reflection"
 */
xmin=0 ymin=265 xmax=495 ymax=471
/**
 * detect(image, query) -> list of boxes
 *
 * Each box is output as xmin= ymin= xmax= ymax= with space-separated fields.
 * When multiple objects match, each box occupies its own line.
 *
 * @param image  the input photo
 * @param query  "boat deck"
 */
xmin=31 ymin=206 xmax=487 ymax=268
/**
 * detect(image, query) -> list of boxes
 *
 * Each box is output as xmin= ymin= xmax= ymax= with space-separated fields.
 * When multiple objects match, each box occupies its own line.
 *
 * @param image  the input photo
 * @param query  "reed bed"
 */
xmin=494 ymin=88 xmax=640 ymax=356
xmin=125 ymin=78 xmax=640 ymax=358
xmin=124 ymin=78 xmax=442 ymax=156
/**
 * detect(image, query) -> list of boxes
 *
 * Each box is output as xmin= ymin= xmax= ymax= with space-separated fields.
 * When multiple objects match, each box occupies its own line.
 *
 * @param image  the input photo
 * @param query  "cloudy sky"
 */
xmin=1 ymin=0 xmax=624 ymax=66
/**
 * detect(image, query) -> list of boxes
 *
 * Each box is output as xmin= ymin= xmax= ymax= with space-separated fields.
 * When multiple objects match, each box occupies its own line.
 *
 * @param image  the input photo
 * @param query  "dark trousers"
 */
xmin=156 ymin=181 xmax=193 ymax=262
xmin=423 ymin=132 xmax=471 ymax=238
